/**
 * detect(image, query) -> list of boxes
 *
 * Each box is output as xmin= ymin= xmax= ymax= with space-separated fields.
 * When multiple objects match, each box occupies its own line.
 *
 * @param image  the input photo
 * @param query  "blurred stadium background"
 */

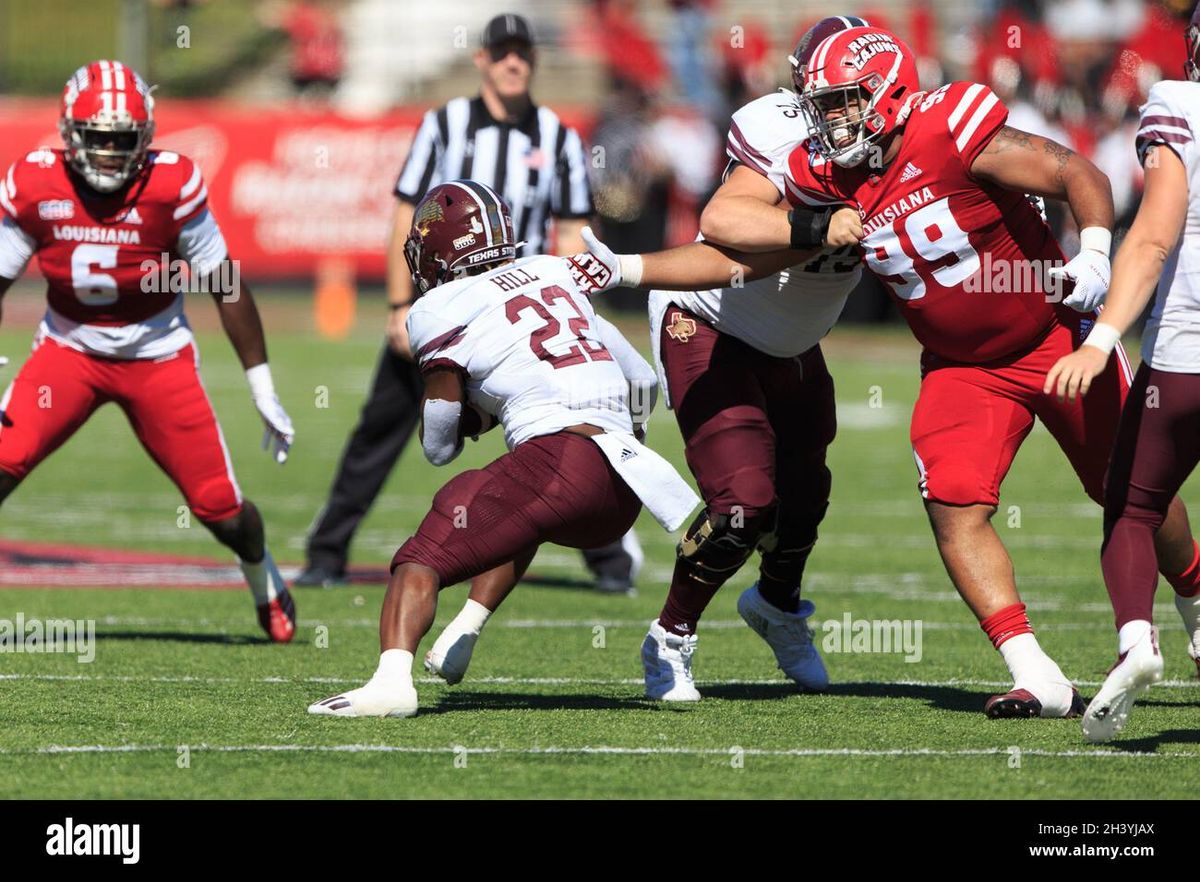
xmin=1 ymin=0 xmax=1191 ymax=323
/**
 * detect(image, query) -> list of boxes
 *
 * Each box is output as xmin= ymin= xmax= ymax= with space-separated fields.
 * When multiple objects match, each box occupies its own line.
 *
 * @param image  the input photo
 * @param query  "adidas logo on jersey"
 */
xmin=899 ymin=162 xmax=923 ymax=183
xmin=122 ymin=206 xmax=143 ymax=225
xmin=620 ymin=448 xmax=636 ymax=462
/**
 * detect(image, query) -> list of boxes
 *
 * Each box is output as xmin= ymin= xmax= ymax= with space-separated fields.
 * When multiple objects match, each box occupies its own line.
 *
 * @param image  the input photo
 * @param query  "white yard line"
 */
xmin=4 ymin=743 xmax=1195 ymax=759
xmin=1 ymin=673 xmax=1197 ymax=688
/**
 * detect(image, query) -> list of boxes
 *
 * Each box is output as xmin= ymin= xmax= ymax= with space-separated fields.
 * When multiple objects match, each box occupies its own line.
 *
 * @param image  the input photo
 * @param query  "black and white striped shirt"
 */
xmin=395 ymin=95 xmax=593 ymax=256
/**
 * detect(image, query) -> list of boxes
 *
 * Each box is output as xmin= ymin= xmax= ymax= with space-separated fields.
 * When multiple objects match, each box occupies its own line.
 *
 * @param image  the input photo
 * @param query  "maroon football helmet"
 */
xmin=789 ymin=14 xmax=871 ymax=94
xmin=405 ymin=180 xmax=517 ymax=295
xmin=1186 ymin=3 xmax=1200 ymax=82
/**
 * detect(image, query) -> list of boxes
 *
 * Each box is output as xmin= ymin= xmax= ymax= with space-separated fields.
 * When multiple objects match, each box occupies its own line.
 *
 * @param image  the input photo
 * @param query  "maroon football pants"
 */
xmin=1103 ymin=363 xmax=1200 ymax=627
xmin=392 ymin=431 xmax=642 ymax=588
xmin=658 ymin=306 xmax=836 ymax=627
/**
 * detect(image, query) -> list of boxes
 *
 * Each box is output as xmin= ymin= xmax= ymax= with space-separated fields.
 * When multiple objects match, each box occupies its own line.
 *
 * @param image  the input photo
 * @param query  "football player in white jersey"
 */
xmin=624 ymin=16 xmax=868 ymax=701
xmin=1045 ymin=5 xmax=1200 ymax=741
xmin=308 ymin=181 xmax=698 ymax=717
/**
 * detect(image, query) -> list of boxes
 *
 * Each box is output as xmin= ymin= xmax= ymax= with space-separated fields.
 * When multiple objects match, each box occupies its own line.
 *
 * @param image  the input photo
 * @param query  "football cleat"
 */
xmin=642 ymin=620 xmax=701 ymax=701
xmin=292 ymin=564 xmax=346 ymax=589
xmin=1082 ymin=626 xmax=1164 ymax=743
xmin=1175 ymin=591 xmax=1200 ymax=678
xmin=737 ymin=585 xmax=829 ymax=691
xmin=256 ymin=588 xmax=296 ymax=644
xmin=307 ymin=681 xmax=418 ymax=718
xmin=424 ymin=626 xmax=478 ymax=685
xmin=985 ymin=686 xmax=1086 ymax=719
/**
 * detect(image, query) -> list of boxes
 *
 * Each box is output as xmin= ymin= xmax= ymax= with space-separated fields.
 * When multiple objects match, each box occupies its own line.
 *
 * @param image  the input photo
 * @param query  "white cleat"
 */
xmin=642 ymin=620 xmax=701 ymax=701
xmin=1175 ymin=592 xmax=1200 ymax=678
xmin=1082 ymin=626 xmax=1163 ymax=743
xmin=424 ymin=627 xmax=478 ymax=685
xmin=307 ymin=680 xmax=418 ymax=718
xmin=737 ymin=585 xmax=829 ymax=691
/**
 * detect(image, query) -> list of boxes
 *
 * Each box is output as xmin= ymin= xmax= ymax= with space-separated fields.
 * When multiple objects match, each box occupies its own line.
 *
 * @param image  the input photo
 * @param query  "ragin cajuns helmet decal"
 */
xmin=788 ymin=14 xmax=870 ymax=95
xmin=800 ymin=27 xmax=921 ymax=169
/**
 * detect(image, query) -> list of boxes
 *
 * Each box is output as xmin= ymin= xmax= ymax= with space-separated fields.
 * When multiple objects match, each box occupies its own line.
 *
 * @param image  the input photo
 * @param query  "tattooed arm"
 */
xmin=970 ymin=126 xmax=1114 ymax=233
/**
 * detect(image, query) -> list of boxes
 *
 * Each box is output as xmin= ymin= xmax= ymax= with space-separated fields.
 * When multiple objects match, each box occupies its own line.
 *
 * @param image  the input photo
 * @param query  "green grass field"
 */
xmin=0 ymin=284 xmax=1197 ymax=799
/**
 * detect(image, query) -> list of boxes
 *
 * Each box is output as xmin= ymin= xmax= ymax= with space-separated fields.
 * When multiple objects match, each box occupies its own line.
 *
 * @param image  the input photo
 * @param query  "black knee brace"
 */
xmin=758 ymin=502 xmax=827 ymax=586
xmin=676 ymin=507 xmax=775 ymax=587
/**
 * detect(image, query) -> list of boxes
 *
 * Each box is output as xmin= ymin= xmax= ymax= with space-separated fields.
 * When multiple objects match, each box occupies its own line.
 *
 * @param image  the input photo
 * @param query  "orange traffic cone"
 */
xmin=314 ymin=257 xmax=356 ymax=340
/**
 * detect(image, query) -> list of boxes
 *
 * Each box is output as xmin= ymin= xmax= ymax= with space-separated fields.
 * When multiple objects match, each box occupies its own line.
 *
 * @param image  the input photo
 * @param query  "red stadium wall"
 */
xmin=0 ymin=99 xmax=592 ymax=281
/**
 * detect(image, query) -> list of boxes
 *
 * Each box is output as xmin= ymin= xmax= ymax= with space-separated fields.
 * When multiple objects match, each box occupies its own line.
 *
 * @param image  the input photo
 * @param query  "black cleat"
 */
xmin=292 ymin=564 xmax=346 ymax=589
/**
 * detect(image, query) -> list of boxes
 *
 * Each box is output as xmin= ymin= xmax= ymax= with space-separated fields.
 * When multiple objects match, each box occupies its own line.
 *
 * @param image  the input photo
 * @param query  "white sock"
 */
xmin=998 ymin=632 xmax=1069 ymax=685
xmin=1176 ymin=593 xmax=1200 ymax=649
xmin=1117 ymin=619 xmax=1152 ymax=657
xmin=369 ymin=649 xmax=415 ymax=689
xmin=448 ymin=599 xmax=493 ymax=635
xmin=240 ymin=549 xmax=284 ymax=605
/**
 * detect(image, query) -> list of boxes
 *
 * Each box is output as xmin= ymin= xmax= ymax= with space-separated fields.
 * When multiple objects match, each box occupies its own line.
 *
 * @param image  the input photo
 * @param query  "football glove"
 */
xmin=1049 ymin=248 xmax=1110 ymax=313
xmin=567 ymin=227 xmax=641 ymax=294
xmin=246 ymin=364 xmax=294 ymax=465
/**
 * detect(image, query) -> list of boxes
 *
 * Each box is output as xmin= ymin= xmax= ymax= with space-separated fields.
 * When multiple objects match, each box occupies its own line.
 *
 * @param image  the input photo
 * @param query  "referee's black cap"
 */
xmin=482 ymin=13 xmax=534 ymax=48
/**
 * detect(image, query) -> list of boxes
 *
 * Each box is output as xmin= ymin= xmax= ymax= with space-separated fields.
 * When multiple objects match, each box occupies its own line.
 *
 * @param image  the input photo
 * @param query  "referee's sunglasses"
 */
xmin=487 ymin=40 xmax=533 ymax=63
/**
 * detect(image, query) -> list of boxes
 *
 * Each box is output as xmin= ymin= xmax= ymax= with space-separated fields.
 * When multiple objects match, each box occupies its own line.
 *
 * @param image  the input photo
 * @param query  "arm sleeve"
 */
xmin=551 ymin=126 xmax=594 ymax=219
xmin=421 ymin=397 xmax=464 ymax=466
xmin=0 ymin=216 xmax=35 ymax=279
xmin=1136 ymin=83 xmax=1195 ymax=169
xmin=594 ymin=314 xmax=658 ymax=424
xmin=394 ymin=109 xmax=445 ymax=203
xmin=175 ymin=209 xmax=229 ymax=278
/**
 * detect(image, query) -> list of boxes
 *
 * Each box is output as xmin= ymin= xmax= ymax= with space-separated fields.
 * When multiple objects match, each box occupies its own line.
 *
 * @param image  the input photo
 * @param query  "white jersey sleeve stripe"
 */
xmin=0 ymin=181 xmax=16 ymax=217
xmin=947 ymin=83 xmax=986 ymax=135
xmin=955 ymin=91 xmax=1000 ymax=153
xmin=172 ymin=184 xmax=207 ymax=220
xmin=6 ymin=164 xmax=17 ymax=200
xmin=179 ymin=164 xmax=203 ymax=201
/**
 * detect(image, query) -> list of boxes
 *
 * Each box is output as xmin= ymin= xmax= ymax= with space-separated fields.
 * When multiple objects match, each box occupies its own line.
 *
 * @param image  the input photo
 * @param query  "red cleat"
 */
xmin=257 ymin=588 xmax=296 ymax=643
xmin=984 ymin=687 xmax=1085 ymax=719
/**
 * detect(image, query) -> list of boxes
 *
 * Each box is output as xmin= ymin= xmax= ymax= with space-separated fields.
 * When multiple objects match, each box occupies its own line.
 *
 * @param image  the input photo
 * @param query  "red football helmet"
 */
xmin=788 ymin=14 xmax=871 ymax=95
xmin=405 ymin=180 xmax=518 ymax=295
xmin=1186 ymin=3 xmax=1200 ymax=82
xmin=799 ymin=27 xmax=920 ymax=168
xmin=59 ymin=60 xmax=155 ymax=193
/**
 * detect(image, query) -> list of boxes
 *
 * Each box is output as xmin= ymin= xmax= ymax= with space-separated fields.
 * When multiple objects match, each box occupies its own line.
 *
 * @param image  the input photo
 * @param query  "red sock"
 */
xmin=979 ymin=602 xmax=1034 ymax=650
xmin=1163 ymin=540 xmax=1200 ymax=598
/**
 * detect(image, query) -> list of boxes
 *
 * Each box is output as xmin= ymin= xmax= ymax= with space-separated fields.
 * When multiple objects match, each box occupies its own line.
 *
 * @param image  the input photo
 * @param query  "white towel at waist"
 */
xmin=590 ymin=431 xmax=699 ymax=532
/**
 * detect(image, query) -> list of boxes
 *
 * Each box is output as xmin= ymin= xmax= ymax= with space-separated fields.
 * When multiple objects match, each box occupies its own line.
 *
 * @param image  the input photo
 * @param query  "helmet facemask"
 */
xmin=1186 ymin=23 xmax=1200 ymax=83
xmin=801 ymin=78 xmax=887 ymax=168
xmin=60 ymin=84 xmax=154 ymax=194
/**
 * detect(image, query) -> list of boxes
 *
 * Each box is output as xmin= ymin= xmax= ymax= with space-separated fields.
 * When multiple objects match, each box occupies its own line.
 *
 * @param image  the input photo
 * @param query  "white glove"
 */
xmin=246 ymin=364 xmax=294 ymax=464
xmin=1049 ymin=247 xmax=1111 ymax=313
xmin=566 ymin=226 xmax=641 ymax=294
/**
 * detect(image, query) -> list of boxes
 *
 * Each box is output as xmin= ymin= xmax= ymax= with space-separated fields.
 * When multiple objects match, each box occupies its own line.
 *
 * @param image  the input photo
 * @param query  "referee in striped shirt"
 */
xmin=296 ymin=13 xmax=643 ymax=592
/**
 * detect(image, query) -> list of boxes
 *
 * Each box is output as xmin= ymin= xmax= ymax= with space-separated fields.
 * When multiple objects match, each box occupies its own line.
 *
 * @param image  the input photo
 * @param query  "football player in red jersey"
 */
xmin=0 ymin=60 xmax=297 ymax=642
xmin=570 ymin=27 xmax=1200 ymax=719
